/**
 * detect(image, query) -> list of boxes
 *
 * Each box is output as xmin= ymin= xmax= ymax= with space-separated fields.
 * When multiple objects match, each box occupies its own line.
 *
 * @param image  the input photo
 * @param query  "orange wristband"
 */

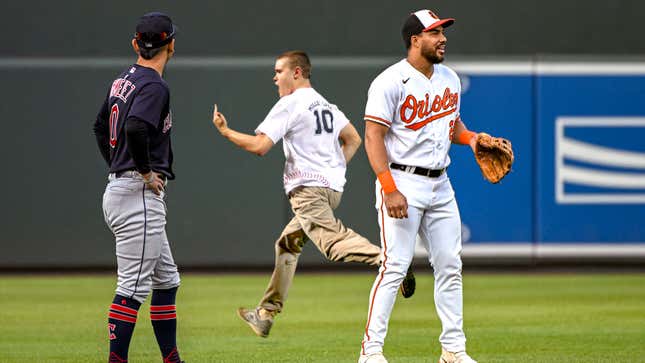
xmin=457 ymin=130 xmax=476 ymax=145
xmin=377 ymin=170 xmax=397 ymax=194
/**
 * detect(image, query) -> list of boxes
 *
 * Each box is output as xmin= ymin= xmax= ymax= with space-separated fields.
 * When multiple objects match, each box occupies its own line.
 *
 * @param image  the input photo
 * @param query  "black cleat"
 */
xmin=400 ymin=269 xmax=416 ymax=298
xmin=162 ymin=347 xmax=183 ymax=363
xmin=109 ymin=352 xmax=127 ymax=363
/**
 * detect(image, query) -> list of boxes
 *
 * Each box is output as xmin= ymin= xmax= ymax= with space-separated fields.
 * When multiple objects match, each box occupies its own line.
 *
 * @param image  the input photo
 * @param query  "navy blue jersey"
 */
xmin=95 ymin=64 xmax=175 ymax=179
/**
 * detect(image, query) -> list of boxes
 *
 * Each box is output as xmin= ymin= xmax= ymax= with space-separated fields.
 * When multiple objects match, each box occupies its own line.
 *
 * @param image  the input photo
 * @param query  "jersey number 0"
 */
xmin=109 ymin=104 xmax=119 ymax=148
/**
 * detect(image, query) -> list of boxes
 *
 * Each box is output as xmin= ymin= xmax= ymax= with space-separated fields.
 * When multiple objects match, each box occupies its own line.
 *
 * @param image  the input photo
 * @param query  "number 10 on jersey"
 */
xmin=313 ymin=109 xmax=333 ymax=134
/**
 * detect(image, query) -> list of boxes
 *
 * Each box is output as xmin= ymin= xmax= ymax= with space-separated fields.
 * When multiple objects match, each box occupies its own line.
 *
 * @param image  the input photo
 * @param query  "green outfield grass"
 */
xmin=1 ymin=272 xmax=644 ymax=362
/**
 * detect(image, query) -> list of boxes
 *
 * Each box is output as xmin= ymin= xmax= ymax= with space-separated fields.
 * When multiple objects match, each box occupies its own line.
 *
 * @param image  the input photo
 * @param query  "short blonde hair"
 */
xmin=277 ymin=50 xmax=311 ymax=79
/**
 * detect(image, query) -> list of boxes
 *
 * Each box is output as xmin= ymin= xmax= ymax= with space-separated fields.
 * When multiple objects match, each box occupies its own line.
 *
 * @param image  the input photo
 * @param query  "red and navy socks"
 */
xmin=107 ymin=289 xmax=182 ymax=363
xmin=150 ymin=287 xmax=182 ymax=363
xmin=108 ymin=295 xmax=141 ymax=363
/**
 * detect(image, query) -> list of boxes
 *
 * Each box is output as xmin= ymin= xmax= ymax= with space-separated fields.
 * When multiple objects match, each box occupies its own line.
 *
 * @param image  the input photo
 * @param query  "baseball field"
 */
xmin=1 ymin=272 xmax=644 ymax=362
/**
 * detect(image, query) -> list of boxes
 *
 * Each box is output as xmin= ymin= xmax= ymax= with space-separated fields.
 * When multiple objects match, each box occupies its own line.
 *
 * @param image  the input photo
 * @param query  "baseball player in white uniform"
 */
xmin=358 ymin=10 xmax=480 ymax=363
xmin=210 ymin=50 xmax=415 ymax=339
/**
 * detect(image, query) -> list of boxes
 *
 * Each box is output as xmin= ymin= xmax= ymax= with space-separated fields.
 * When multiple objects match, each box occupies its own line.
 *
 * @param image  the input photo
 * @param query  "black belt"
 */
xmin=390 ymin=163 xmax=445 ymax=178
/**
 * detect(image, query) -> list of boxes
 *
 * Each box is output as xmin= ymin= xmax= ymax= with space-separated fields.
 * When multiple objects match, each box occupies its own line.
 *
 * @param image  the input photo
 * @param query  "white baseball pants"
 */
xmin=361 ymin=170 xmax=466 ymax=355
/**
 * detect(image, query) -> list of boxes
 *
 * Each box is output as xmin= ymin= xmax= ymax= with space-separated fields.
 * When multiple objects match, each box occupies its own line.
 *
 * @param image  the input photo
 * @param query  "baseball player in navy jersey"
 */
xmin=93 ymin=12 xmax=185 ymax=363
xmin=357 ymin=10 xmax=483 ymax=363
xmin=210 ymin=50 xmax=415 ymax=338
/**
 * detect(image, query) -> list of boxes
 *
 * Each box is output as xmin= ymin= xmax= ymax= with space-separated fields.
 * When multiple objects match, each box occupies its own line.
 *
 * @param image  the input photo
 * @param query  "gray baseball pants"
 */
xmin=102 ymin=173 xmax=180 ymax=304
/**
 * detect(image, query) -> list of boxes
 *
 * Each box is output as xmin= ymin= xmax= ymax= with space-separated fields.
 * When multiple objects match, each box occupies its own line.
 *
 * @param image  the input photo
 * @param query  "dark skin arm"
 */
xmin=364 ymin=121 xmax=408 ymax=219
xmin=451 ymin=117 xmax=478 ymax=151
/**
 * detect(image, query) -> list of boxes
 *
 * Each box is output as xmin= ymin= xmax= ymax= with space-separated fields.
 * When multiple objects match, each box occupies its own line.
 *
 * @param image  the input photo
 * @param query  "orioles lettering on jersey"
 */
xmin=400 ymin=87 xmax=458 ymax=131
xmin=363 ymin=60 xmax=461 ymax=170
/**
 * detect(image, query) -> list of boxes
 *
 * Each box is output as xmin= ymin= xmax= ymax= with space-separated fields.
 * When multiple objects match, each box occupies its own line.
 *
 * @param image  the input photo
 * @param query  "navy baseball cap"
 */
xmin=134 ymin=12 xmax=177 ymax=49
xmin=402 ymin=9 xmax=454 ymax=43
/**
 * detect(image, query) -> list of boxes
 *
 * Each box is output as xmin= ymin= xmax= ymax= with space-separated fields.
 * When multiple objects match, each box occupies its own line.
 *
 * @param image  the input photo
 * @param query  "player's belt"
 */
xmin=114 ymin=170 xmax=142 ymax=178
xmin=113 ymin=170 xmax=168 ymax=182
xmin=390 ymin=163 xmax=445 ymax=178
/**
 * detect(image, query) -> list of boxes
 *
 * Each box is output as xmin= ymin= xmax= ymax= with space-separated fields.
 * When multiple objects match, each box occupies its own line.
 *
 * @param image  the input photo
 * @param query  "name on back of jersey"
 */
xmin=110 ymin=78 xmax=136 ymax=103
xmin=307 ymin=99 xmax=331 ymax=111
xmin=401 ymin=87 xmax=458 ymax=131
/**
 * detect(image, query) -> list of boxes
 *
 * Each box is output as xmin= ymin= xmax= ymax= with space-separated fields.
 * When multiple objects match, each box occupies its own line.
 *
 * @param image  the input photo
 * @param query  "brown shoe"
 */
xmin=236 ymin=307 xmax=273 ymax=338
xmin=400 ymin=269 xmax=416 ymax=298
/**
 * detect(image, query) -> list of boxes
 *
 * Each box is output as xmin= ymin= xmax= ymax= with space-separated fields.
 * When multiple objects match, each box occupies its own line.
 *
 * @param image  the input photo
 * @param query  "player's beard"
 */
xmin=421 ymin=44 xmax=445 ymax=64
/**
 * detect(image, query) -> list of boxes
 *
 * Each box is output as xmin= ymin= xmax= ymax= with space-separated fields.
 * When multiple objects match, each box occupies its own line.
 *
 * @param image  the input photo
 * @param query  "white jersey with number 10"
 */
xmin=256 ymin=87 xmax=350 ymax=194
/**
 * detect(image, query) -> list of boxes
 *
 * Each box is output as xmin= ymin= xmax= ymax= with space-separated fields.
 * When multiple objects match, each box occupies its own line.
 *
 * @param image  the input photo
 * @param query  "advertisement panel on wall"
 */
xmin=449 ymin=72 xmax=534 ymax=244
xmin=537 ymin=73 xmax=645 ymax=244
xmin=411 ymin=61 xmax=645 ymax=260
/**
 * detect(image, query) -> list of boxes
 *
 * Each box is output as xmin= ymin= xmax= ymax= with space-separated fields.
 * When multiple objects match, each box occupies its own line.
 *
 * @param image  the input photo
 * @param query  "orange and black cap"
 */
xmin=402 ymin=9 xmax=454 ymax=47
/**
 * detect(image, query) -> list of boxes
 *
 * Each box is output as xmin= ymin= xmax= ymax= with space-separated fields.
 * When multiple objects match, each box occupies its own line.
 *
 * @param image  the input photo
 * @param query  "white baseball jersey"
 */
xmin=364 ymin=59 xmax=461 ymax=170
xmin=256 ymin=87 xmax=350 ymax=194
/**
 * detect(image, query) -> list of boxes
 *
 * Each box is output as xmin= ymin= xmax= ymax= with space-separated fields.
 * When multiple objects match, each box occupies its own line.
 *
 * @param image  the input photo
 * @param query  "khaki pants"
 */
xmin=259 ymin=186 xmax=381 ymax=313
